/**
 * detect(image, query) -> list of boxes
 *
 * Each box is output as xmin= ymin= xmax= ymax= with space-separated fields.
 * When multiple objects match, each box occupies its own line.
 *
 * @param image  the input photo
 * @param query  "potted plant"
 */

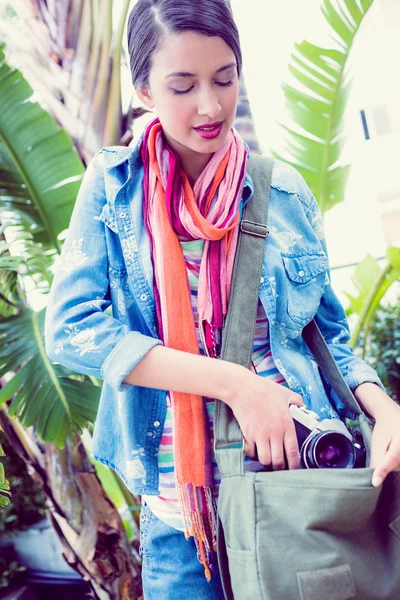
xmin=0 ymin=431 xmax=90 ymax=599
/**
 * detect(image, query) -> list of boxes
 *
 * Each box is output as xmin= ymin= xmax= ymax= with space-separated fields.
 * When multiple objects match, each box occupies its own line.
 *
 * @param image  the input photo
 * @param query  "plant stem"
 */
xmin=350 ymin=263 xmax=392 ymax=349
xmin=110 ymin=470 xmax=141 ymax=530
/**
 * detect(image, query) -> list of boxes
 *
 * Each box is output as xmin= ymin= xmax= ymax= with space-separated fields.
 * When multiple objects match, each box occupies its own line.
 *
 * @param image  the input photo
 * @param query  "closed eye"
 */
xmin=216 ymin=80 xmax=234 ymax=87
xmin=172 ymin=86 xmax=195 ymax=96
xmin=171 ymin=80 xmax=234 ymax=95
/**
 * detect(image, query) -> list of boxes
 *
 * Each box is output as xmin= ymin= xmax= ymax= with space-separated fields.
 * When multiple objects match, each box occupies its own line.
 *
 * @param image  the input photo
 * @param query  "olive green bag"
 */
xmin=215 ymin=155 xmax=400 ymax=600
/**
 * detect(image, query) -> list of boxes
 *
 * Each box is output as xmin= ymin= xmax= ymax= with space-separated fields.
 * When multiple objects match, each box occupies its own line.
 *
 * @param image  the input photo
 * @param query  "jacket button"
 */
xmin=298 ymin=270 xmax=305 ymax=277
xmin=154 ymin=421 xmax=160 ymax=427
xmin=119 ymin=212 xmax=127 ymax=219
xmin=140 ymin=293 xmax=148 ymax=301
xmin=126 ymin=251 xmax=134 ymax=259
xmin=260 ymin=276 xmax=264 ymax=284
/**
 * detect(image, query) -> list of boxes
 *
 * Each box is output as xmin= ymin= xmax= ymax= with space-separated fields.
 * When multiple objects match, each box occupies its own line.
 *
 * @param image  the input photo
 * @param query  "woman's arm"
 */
xmin=45 ymin=151 xmax=162 ymax=391
xmin=124 ymin=344 xmax=245 ymax=401
xmin=124 ymin=344 xmax=304 ymax=470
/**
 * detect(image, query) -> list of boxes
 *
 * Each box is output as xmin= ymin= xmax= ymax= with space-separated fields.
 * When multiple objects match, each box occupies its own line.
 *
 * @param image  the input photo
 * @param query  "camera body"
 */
xmin=289 ymin=405 xmax=365 ymax=469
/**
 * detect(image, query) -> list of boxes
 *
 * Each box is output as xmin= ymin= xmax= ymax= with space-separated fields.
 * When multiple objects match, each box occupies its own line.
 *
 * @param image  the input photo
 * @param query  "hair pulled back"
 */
xmin=127 ymin=0 xmax=242 ymax=88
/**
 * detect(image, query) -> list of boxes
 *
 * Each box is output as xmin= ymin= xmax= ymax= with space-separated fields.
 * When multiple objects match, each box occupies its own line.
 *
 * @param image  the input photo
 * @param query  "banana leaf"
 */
xmin=0 ymin=45 xmax=85 ymax=252
xmin=0 ymin=308 xmax=99 ymax=447
xmin=0 ymin=49 xmax=100 ymax=448
xmin=274 ymin=0 xmax=375 ymax=215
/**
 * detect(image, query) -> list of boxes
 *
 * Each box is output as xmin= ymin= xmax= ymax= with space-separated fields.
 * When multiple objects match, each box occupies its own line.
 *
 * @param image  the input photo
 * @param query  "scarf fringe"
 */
xmin=177 ymin=481 xmax=217 ymax=582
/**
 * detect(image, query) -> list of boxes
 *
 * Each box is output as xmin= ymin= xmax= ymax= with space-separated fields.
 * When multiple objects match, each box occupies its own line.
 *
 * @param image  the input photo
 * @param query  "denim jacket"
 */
xmin=44 ymin=136 xmax=383 ymax=495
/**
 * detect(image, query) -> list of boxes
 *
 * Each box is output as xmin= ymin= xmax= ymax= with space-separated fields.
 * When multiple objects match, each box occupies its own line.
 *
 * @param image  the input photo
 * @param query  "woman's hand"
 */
xmin=354 ymin=383 xmax=400 ymax=487
xmin=225 ymin=372 xmax=304 ymax=471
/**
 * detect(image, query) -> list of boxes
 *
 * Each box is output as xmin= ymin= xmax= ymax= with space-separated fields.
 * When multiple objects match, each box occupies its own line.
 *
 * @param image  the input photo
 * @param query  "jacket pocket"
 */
xmin=282 ymin=251 xmax=328 ymax=326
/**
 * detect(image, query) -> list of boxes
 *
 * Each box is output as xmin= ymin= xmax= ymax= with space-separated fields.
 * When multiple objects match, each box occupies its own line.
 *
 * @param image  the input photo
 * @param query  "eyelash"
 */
xmin=172 ymin=80 xmax=234 ymax=96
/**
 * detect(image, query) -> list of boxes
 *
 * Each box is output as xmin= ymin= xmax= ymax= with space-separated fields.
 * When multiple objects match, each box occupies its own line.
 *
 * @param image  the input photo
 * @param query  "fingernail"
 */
xmin=372 ymin=475 xmax=383 ymax=487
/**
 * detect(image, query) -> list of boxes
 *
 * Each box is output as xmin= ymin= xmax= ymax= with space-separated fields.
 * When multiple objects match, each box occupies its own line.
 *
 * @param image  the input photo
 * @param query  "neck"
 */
xmin=178 ymin=153 xmax=213 ymax=187
xmin=163 ymin=131 xmax=213 ymax=187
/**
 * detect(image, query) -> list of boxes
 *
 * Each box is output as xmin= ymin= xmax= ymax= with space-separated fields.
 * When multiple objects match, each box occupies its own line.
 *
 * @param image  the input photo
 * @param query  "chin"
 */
xmin=190 ymin=129 xmax=232 ymax=154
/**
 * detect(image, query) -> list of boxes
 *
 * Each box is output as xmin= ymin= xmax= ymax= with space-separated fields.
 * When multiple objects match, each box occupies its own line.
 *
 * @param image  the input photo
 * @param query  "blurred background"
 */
xmin=0 ymin=1 xmax=399 ymax=599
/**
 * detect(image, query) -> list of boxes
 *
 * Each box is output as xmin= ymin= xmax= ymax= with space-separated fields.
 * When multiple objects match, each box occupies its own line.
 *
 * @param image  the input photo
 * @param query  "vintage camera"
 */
xmin=289 ymin=405 xmax=366 ymax=469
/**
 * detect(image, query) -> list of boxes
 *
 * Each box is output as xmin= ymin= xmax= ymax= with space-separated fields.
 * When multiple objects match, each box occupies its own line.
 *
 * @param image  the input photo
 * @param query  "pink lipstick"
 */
xmin=194 ymin=121 xmax=224 ymax=140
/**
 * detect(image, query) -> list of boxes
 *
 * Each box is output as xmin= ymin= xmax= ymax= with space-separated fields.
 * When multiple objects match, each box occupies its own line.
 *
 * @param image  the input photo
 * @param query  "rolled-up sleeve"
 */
xmin=44 ymin=150 xmax=161 ymax=391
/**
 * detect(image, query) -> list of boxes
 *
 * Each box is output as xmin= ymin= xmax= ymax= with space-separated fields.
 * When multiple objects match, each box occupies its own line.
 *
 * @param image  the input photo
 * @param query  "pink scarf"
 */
xmin=141 ymin=118 xmax=247 ymax=579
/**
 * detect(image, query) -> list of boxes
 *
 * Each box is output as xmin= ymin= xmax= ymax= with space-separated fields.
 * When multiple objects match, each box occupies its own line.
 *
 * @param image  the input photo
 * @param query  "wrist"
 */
xmin=218 ymin=360 xmax=251 ymax=408
xmin=354 ymin=382 xmax=394 ymax=419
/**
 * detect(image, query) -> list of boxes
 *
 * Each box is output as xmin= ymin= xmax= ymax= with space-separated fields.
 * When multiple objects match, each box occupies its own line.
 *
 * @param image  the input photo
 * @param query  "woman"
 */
xmin=45 ymin=0 xmax=400 ymax=597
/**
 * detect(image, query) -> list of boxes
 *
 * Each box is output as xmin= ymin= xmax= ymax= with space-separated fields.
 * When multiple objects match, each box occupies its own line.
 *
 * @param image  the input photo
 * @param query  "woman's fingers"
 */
xmin=244 ymin=438 xmax=257 ymax=461
xmin=372 ymin=433 xmax=400 ymax=487
xmin=284 ymin=427 xmax=300 ymax=470
xmin=288 ymin=393 xmax=304 ymax=407
xmin=269 ymin=437 xmax=286 ymax=471
xmin=256 ymin=442 xmax=271 ymax=469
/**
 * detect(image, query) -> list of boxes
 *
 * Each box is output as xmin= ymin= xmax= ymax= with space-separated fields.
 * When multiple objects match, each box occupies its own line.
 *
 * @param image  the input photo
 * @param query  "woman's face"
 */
xmin=137 ymin=31 xmax=239 ymax=164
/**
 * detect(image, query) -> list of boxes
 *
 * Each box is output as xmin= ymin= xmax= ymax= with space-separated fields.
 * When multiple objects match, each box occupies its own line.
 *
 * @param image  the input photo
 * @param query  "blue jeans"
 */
xmin=139 ymin=502 xmax=225 ymax=599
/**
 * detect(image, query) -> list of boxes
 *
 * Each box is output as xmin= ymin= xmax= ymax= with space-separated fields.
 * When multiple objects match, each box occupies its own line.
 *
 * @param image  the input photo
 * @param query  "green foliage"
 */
xmin=0 ymin=435 xmax=10 ymax=509
xmin=0 ymin=47 xmax=101 ymax=448
xmin=274 ymin=0 xmax=375 ymax=215
xmin=0 ymin=431 xmax=47 ymax=533
xmin=357 ymin=302 xmax=400 ymax=402
xmin=0 ymin=44 xmax=85 ymax=252
xmin=0 ymin=308 xmax=99 ymax=447
xmin=346 ymin=247 xmax=400 ymax=349
xmin=0 ymin=550 xmax=27 ymax=589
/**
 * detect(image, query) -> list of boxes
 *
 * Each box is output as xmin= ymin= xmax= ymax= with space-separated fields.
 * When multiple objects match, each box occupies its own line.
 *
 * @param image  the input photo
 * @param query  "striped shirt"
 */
xmin=142 ymin=239 xmax=287 ymax=530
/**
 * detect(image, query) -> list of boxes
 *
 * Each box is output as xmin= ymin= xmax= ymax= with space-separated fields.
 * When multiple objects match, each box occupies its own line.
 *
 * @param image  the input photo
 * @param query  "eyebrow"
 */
xmin=165 ymin=62 xmax=236 ymax=79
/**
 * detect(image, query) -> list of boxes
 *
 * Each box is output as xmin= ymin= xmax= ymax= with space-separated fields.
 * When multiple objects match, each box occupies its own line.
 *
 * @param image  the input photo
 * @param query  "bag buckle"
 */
xmin=240 ymin=220 xmax=269 ymax=238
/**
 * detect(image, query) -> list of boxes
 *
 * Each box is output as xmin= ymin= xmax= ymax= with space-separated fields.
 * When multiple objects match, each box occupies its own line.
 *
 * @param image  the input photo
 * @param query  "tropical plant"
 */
xmin=0 ymin=0 xmax=134 ymax=162
xmin=0 ymin=549 xmax=26 ymax=590
xmin=0 ymin=47 xmax=143 ymax=598
xmin=273 ymin=0 xmax=400 ymax=356
xmin=346 ymin=247 xmax=400 ymax=350
xmin=0 ymin=434 xmax=10 ymax=509
xmin=358 ymin=300 xmax=400 ymax=403
xmin=273 ymin=0 xmax=375 ymax=215
xmin=0 ymin=429 xmax=47 ymax=532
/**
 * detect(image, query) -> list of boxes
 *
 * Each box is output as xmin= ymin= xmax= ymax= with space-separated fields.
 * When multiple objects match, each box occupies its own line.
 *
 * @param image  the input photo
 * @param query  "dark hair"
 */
xmin=127 ymin=0 xmax=242 ymax=88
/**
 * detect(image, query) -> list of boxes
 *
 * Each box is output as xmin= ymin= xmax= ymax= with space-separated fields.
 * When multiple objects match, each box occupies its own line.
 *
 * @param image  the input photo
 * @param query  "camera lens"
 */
xmin=302 ymin=431 xmax=356 ymax=469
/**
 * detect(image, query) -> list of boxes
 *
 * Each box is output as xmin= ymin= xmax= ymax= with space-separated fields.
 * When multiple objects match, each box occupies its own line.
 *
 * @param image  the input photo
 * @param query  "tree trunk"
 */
xmin=0 ymin=408 xmax=143 ymax=600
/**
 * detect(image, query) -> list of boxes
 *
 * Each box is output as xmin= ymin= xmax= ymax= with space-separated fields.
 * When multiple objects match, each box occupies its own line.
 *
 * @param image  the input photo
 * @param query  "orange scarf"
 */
xmin=141 ymin=118 xmax=247 ymax=579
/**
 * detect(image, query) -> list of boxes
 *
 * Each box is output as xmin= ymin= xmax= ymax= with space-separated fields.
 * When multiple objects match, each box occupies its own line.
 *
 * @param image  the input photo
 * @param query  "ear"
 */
xmin=136 ymin=86 xmax=155 ymax=110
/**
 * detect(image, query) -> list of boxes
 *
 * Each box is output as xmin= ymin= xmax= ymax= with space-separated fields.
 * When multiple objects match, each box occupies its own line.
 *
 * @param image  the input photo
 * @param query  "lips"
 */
xmin=193 ymin=121 xmax=224 ymax=140
xmin=194 ymin=121 xmax=223 ymax=131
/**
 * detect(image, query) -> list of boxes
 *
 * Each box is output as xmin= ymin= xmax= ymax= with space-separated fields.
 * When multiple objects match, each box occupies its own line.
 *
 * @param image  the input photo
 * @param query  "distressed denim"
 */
xmin=139 ymin=501 xmax=224 ymax=599
xmin=44 ymin=135 xmax=384 ymax=496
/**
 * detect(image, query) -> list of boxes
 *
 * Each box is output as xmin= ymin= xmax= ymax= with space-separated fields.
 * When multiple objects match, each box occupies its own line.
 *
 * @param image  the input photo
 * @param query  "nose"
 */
xmin=197 ymin=85 xmax=222 ymax=119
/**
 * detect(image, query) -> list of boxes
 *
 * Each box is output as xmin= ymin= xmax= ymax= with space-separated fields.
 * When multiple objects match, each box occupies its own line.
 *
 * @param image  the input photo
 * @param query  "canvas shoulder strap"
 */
xmin=214 ymin=154 xmax=273 ymax=472
xmin=214 ymin=155 xmax=366 ymax=478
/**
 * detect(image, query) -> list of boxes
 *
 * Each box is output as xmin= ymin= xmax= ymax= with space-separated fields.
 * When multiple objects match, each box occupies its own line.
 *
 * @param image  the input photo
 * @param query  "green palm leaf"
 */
xmin=0 ymin=441 xmax=11 ymax=508
xmin=274 ymin=0 xmax=375 ymax=215
xmin=0 ymin=308 xmax=99 ymax=448
xmin=0 ymin=45 xmax=85 ymax=251
xmin=0 ymin=49 xmax=101 ymax=448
